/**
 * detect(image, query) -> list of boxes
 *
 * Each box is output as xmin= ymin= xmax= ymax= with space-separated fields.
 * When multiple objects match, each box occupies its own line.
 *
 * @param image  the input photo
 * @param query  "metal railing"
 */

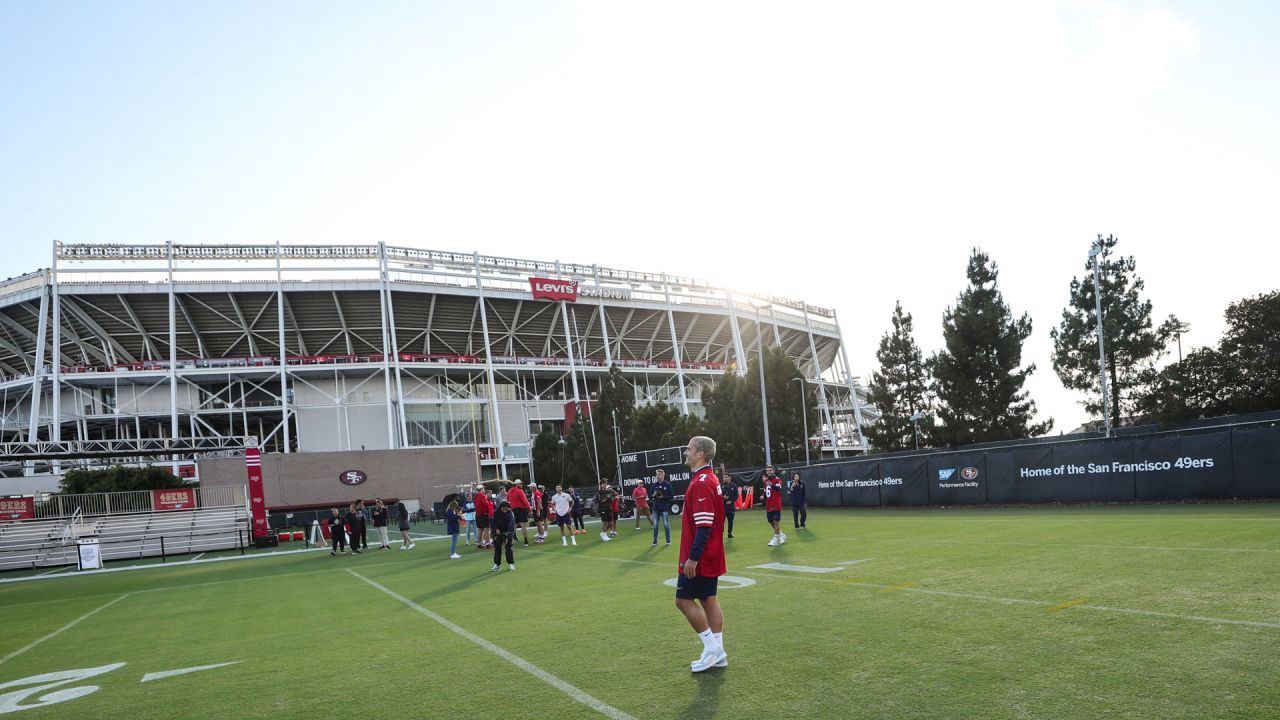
xmin=30 ymin=486 xmax=245 ymax=521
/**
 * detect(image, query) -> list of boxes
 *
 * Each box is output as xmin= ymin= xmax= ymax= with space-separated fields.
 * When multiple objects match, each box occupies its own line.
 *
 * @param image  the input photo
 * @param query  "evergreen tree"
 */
xmin=592 ymin=365 xmax=635 ymax=483
xmin=701 ymin=371 xmax=758 ymax=467
xmin=864 ymin=302 xmax=935 ymax=452
xmin=629 ymin=402 xmax=686 ymax=454
xmin=1136 ymin=347 xmax=1230 ymax=424
xmin=930 ymin=249 xmax=1052 ymax=446
xmin=1051 ymin=235 xmax=1178 ymax=426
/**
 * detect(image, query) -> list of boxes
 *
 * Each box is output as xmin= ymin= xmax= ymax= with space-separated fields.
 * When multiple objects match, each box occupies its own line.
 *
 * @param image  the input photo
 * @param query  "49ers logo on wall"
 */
xmin=339 ymin=470 xmax=368 ymax=486
xmin=961 ymin=467 xmax=980 ymax=480
xmin=529 ymin=277 xmax=578 ymax=302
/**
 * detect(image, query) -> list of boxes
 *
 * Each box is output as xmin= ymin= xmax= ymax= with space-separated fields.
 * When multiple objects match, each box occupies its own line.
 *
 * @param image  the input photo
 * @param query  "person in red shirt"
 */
xmin=676 ymin=435 xmax=728 ymax=673
xmin=473 ymin=484 xmax=494 ymax=549
xmin=507 ymin=480 xmax=533 ymax=546
xmin=763 ymin=465 xmax=786 ymax=546
xmin=531 ymin=484 xmax=548 ymax=543
xmin=631 ymin=483 xmax=652 ymax=531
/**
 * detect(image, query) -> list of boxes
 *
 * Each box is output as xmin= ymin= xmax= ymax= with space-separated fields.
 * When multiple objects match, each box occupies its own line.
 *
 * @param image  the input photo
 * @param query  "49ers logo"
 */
xmin=339 ymin=470 xmax=368 ymax=486
xmin=529 ymin=277 xmax=578 ymax=302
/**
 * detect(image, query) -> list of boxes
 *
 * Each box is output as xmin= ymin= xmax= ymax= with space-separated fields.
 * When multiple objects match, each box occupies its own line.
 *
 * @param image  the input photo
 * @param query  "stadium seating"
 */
xmin=0 ymin=506 xmax=249 ymax=572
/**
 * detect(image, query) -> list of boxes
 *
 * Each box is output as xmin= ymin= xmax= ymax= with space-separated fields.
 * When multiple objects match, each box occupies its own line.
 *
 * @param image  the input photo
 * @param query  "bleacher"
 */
xmin=0 ymin=506 xmax=249 ymax=572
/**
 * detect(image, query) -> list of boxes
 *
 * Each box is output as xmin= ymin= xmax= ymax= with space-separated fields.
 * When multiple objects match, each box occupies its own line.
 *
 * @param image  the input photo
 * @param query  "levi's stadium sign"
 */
xmin=529 ymin=277 xmax=578 ymax=302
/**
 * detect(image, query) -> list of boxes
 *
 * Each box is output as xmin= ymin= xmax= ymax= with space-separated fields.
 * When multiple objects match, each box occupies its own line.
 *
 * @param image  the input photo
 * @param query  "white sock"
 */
xmin=698 ymin=628 xmax=716 ymax=652
xmin=714 ymin=632 xmax=723 ymax=652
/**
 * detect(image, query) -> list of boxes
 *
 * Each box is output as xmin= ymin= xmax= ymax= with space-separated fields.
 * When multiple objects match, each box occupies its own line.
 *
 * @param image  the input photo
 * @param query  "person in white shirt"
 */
xmin=551 ymin=485 xmax=577 ymax=547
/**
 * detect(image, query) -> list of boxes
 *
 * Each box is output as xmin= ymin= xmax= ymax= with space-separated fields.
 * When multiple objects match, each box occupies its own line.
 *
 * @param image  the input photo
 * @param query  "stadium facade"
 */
xmin=0 ymin=242 xmax=872 ymax=484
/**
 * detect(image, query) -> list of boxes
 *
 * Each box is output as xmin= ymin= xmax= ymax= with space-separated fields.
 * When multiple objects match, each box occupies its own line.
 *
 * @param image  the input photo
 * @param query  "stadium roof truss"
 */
xmin=0 ymin=242 xmax=874 ymax=479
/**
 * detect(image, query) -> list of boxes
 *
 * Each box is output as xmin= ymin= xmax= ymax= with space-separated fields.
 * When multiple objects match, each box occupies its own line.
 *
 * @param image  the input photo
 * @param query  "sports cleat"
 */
xmin=450 ymin=553 xmax=462 ymax=559
xmin=690 ymin=647 xmax=727 ymax=673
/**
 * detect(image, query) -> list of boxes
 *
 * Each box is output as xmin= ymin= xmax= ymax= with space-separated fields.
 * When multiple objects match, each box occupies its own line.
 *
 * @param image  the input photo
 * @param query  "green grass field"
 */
xmin=2 ymin=504 xmax=1277 ymax=719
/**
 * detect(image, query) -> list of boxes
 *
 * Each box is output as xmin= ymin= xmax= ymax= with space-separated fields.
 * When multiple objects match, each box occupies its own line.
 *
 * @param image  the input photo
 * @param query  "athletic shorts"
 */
xmin=636 ymin=502 xmax=650 ymax=514
xmin=600 ymin=508 xmax=615 ymax=522
xmin=675 ymin=574 xmax=719 ymax=600
xmin=766 ymin=510 xmax=781 ymax=523
xmin=556 ymin=514 xmax=572 ymax=527
xmin=475 ymin=514 xmax=490 ymax=529
xmin=536 ymin=509 xmax=548 ymax=520
xmin=513 ymin=508 xmax=529 ymax=524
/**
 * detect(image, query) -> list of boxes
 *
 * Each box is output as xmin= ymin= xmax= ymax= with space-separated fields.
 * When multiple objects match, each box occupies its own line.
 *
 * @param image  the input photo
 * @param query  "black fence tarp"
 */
xmin=732 ymin=420 xmax=1280 ymax=507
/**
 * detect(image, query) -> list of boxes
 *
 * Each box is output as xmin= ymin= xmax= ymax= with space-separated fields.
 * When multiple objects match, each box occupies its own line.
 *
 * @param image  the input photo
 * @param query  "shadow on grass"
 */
xmin=674 ymin=667 xmax=727 ymax=719
xmin=407 ymin=567 xmax=501 ymax=604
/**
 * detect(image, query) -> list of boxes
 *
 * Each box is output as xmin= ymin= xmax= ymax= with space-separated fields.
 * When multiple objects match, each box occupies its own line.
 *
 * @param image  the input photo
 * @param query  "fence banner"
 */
xmin=246 ymin=447 xmax=268 ymax=538
xmin=927 ymin=452 xmax=987 ymax=505
xmin=152 ymin=488 xmax=197 ymax=512
xmin=876 ymin=458 xmax=930 ymax=506
xmin=1230 ymin=424 xmax=1280 ymax=497
xmin=840 ymin=461 xmax=882 ymax=507
xmin=805 ymin=465 xmax=845 ymax=507
xmin=1133 ymin=431 xmax=1234 ymax=501
xmin=1 ymin=496 xmax=34 ymax=520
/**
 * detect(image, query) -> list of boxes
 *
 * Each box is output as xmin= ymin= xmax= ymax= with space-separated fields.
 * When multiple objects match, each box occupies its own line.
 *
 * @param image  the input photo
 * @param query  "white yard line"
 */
xmin=190 ymin=553 xmax=205 ymax=562
xmin=0 ymin=593 xmax=130 ymax=667
xmin=348 ymin=570 xmax=636 ymax=720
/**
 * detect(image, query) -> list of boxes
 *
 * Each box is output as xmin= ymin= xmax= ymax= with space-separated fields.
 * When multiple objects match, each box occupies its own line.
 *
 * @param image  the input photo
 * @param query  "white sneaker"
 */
xmin=690 ymin=647 xmax=727 ymax=672
xmin=400 ymin=545 xmax=407 ymax=551
xmin=691 ymin=652 xmax=729 ymax=669
xmin=562 ymin=538 xmax=568 ymax=546
xmin=601 ymin=532 xmax=610 ymax=541
xmin=767 ymin=536 xmax=778 ymax=547
xmin=571 ymin=537 xmax=577 ymax=546
xmin=778 ymin=533 xmax=786 ymax=545
xmin=407 ymin=543 xmax=416 ymax=550
xmin=508 ymin=563 xmax=515 ymax=571
xmin=450 ymin=553 xmax=461 ymax=559
xmin=490 ymin=564 xmax=499 ymax=572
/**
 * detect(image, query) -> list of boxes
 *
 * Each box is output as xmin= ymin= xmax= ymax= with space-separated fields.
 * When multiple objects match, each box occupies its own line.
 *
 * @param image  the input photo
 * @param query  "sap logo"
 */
xmin=961 ymin=467 xmax=979 ymax=481
xmin=937 ymin=468 xmax=957 ymax=481
xmin=339 ymin=470 xmax=368 ymax=486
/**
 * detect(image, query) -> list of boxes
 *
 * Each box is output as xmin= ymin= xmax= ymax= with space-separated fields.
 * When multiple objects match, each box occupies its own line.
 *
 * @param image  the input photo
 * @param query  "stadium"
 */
xmin=0 ymin=241 xmax=872 ymax=490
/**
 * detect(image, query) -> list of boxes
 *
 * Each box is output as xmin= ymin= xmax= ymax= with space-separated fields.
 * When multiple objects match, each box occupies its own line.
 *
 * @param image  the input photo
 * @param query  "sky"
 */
xmin=1 ymin=0 xmax=1277 ymax=434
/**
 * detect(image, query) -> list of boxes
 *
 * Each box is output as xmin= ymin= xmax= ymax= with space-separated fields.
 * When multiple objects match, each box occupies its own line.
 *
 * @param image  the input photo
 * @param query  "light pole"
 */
xmin=612 ymin=409 xmax=623 ymax=485
xmin=909 ymin=410 xmax=927 ymax=451
xmin=558 ymin=436 xmax=566 ymax=486
xmin=752 ymin=300 xmax=773 ymax=467
xmin=1090 ymin=236 xmax=1112 ymax=438
xmin=790 ymin=377 xmax=810 ymax=466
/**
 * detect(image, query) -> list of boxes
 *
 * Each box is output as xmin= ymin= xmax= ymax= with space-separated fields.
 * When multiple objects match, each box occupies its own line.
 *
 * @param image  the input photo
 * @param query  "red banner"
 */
xmin=246 ymin=447 xmax=268 ymax=538
xmin=0 ymin=497 xmax=34 ymax=521
xmin=529 ymin=277 xmax=578 ymax=302
xmin=152 ymin=488 xmax=196 ymax=511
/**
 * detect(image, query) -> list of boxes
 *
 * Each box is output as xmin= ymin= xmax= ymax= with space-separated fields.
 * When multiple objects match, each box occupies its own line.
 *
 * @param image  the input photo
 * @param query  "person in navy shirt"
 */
xmin=720 ymin=464 xmax=737 ymax=539
xmin=790 ymin=471 xmax=807 ymax=531
xmin=650 ymin=468 xmax=674 ymax=547
xmin=445 ymin=499 xmax=462 ymax=558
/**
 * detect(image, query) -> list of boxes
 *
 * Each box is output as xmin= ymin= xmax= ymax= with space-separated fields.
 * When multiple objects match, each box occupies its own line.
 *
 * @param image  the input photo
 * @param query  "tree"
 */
xmin=701 ymin=371 xmax=758 ymax=467
xmin=1135 ymin=347 xmax=1230 ymax=424
xmin=930 ymin=249 xmax=1052 ymax=446
xmin=1216 ymin=290 xmax=1280 ymax=414
xmin=629 ymin=403 xmax=686 ymax=454
xmin=864 ymin=302 xmax=935 ymax=452
xmin=592 ymin=366 xmax=635 ymax=484
xmin=699 ymin=347 xmax=811 ymax=467
xmin=1051 ymin=235 xmax=1178 ymax=427
xmin=1138 ymin=290 xmax=1280 ymax=423
xmin=60 ymin=465 xmax=189 ymax=494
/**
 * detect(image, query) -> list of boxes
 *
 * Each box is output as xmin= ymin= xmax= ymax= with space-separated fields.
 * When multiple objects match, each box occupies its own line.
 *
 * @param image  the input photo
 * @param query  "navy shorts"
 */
xmin=514 ymin=508 xmax=529 ymax=524
xmin=600 ymin=508 xmax=615 ymax=522
xmin=556 ymin=514 xmax=572 ymax=527
xmin=475 ymin=515 xmax=490 ymax=529
xmin=675 ymin=574 xmax=719 ymax=600
xmin=766 ymin=510 xmax=781 ymax=523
